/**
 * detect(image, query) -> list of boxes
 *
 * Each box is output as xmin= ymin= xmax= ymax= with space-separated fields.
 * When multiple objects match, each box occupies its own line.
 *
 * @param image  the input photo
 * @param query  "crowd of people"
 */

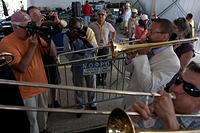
xmin=0 ymin=1 xmax=199 ymax=133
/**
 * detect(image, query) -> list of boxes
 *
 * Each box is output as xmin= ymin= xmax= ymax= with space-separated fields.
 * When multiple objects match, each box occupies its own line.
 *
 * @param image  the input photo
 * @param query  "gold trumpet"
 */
xmin=107 ymin=108 xmax=200 ymax=133
xmin=110 ymin=37 xmax=199 ymax=59
xmin=0 ymin=52 xmax=14 ymax=67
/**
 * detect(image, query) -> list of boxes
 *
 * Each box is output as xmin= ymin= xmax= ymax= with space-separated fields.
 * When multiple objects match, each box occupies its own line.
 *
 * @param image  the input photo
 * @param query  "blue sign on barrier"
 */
xmin=81 ymin=60 xmax=112 ymax=75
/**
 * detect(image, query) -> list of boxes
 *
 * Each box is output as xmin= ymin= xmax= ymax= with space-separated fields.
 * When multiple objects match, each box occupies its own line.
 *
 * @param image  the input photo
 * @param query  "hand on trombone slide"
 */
xmin=134 ymin=37 xmax=152 ymax=55
xmin=129 ymin=90 xmax=180 ymax=130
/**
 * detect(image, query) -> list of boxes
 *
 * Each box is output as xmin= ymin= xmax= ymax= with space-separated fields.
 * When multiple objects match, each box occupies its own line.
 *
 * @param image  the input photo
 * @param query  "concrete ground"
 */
xmin=47 ymin=98 xmax=122 ymax=133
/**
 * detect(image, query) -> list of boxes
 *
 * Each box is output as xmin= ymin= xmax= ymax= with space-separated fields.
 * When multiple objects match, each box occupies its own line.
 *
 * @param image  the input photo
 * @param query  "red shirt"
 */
xmin=82 ymin=4 xmax=92 ymax=16
xmin=134 ymin=25 xmax=148 ymax=39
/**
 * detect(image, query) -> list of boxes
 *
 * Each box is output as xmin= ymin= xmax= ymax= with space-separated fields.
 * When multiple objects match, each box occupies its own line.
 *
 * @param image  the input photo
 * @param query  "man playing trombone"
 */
xmin=129 ymin=61 xmax=200 ymax=130
xmin=122 ymin=19 xmax=180 ymax=109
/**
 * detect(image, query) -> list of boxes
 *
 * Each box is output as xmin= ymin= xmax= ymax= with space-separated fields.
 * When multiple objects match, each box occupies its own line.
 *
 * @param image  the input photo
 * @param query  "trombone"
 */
xmin=0 ymin=52 xmax=14 ymax=67
xmin=57 ymin=37 xmax=199 ymax=64
xmin=110 ymin=37 xmax=199 ymax=59
xmin=0 ymin=78 xmax=199 ymax=118
xmin=1 ymin=79 xmax=200 ymax=133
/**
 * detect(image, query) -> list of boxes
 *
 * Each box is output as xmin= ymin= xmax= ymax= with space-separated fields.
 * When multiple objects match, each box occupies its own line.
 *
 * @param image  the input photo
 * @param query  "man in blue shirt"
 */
xmin=63 ymin=18 xmax=97 ymax=118
xmin=129 ymin=61 xmax=200 ymax=130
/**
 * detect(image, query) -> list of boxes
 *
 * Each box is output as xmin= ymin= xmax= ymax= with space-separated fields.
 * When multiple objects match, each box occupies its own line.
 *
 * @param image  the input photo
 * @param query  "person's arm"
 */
xmin=48 ymin=40 xmax=57 ymax=56
xmin=111 ymin=31 xmax=116 ymax=42
xmin=86 ymin=27 xmax=97 ymax=47
xmin=79 ymin=36 xmax=94 ymax=48
xmin=154 ymin=90 xmax=180 ymax=130
xmin=138 ymin=29 xmax=148 ymax=39
xmin=134 ymin=25 xmax=139 ymax=39
xmin=12 ymin=35 xmax=37 ymax=73
xmin=90 ymin=6 xmax=93 ymax=17
xmin=49 ymin=11 xmax=67 ymax=28
xmin=82 ymin=6 xmax=85 ymax=15
xmin=128 ymin=18 xmax=133 ymax=38
xmin=131 ymin=47 xmax=180 ymax=92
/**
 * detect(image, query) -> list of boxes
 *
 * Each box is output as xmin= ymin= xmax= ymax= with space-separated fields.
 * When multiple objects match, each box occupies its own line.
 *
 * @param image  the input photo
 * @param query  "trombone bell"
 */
xmin=0 ymin=52 xmax=14 ymax=67
xmin=107 ymin=108 xmax=200 ymax=133
xmin=107 ymin=108 xmax=135 ymax=133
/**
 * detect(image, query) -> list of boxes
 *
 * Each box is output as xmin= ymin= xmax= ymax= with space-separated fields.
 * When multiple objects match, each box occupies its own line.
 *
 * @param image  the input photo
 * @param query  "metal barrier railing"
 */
xmin=45 ymin=56 xmax=127 ymax=108
xmin=45 ymin=35 xmax=128 ymax=108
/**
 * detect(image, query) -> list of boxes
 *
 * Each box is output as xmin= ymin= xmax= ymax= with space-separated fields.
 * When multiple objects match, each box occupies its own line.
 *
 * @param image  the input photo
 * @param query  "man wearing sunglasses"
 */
xmin=89 ymin=10 xmax=116 ymax=86
xmin=0 ymin=11 xmax=57 ymax=133
xmin=129 ymin=61 xmax=200 ymax=130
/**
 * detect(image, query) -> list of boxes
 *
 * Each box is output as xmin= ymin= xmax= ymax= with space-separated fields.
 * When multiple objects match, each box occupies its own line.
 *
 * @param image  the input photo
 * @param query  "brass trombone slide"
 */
xmin=0 ymin=78 xmax=200 ymax=126
xmin=57 ymin=38 xmax=144 ymax=64
xmin=0 ymin=104 xmax=199 ymax=117
xmin=110 ymin=37 xmax=199 ymax=59
xmin=57 ymin=37 xmax=198 ymax=64
xmin=0 ymin=79 xmax=166 ymax=97
xmin=0 ymin=106 xmax=200 ymax=133
xmin=0 ymin=79 xmax=199 ymax=118
xmin=0 ymin=52 xmax=14 ymax=67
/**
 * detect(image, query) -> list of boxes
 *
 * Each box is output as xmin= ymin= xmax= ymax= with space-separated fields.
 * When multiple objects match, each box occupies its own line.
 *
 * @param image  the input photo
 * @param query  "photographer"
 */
xmin=0 ymin=11 xmax=56 ymax=133
xmin=63 ymin=17 xmax=97 ymax=118
xmin=27 ymin=6 xmax=66 ymax=108
xmin=27 ymin=6 xmax=67 ymax=35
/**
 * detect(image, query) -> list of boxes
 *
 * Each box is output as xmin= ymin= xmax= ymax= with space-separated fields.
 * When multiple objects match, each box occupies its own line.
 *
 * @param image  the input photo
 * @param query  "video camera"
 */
xmin=45 ymin=15 xmax=55 ymax=21
xmin=19 ymin=21 xmax=54 ymax=47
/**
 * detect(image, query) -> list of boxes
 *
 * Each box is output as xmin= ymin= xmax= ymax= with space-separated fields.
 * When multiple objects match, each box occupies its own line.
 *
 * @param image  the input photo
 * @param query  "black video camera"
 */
xmin=45 ymin=15 xmax=55 ymax=21
xmin=19 ymin=21 xmax=54 ymax=47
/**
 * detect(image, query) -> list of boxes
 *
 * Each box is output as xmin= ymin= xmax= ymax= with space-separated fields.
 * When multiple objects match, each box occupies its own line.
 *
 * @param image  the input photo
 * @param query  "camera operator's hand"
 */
xmin=29 ymin=34 xmax=38 ymax=48
xmin=78 ymin=36 xmax=93 ymax=48
xmin=49 ymin=11 xmax=59 ymax=23
xmin=48 ymin=11 xmax=67 ymax=27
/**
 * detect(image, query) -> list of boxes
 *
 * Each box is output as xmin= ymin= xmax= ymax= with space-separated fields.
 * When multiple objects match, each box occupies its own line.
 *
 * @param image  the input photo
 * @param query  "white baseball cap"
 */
xmin=132 ymin=8 xmax=138 ymax=14
xmin=141 ymin=14 xmax=149 ymax=21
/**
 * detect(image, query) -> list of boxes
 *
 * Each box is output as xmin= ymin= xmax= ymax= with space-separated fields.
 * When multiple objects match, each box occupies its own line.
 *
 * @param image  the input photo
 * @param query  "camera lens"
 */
xmin=45 ymin=15 xmax=55 ymax=21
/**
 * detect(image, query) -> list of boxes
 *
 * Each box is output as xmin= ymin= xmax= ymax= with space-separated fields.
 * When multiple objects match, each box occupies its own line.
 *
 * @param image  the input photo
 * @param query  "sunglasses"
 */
xmin=98 ymin=13 xmax=105 ymax=16
xmin=174 ymin=76 xmax=200 ymax=97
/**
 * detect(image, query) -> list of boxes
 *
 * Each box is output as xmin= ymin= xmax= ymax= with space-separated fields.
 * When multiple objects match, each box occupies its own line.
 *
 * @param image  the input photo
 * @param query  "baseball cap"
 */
xmin=126 ymin=3 xmax=130 ymax=7
xmin=11 ymin=11 xmax=31 ymax=22
xmin=132 ymin=8 xmax=138 ymax=14
xmin=141 ymin=14 xmax=149 ymax=21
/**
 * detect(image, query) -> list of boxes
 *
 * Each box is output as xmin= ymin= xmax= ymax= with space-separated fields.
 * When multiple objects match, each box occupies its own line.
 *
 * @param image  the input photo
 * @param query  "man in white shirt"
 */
xmin=122 ymin=19 xmax=180 ymax=109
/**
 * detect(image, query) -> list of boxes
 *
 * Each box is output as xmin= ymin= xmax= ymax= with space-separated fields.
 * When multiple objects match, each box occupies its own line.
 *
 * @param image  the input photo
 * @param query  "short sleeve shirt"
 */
xmin=0 ymin=33 xmax=48 ymax=99
xmin=89 ymin=21 xmax=115 ymax=47
xmin=82 ymin=4 xmax=92 ymax=16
